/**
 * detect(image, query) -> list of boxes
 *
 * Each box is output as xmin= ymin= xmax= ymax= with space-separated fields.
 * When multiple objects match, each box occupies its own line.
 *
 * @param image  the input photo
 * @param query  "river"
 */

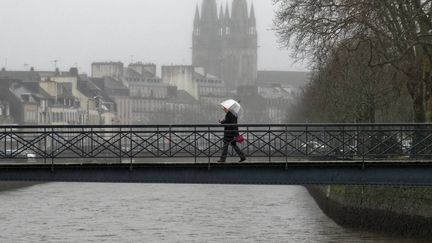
xmin=0 ymin=183 xmax=425 ymax=242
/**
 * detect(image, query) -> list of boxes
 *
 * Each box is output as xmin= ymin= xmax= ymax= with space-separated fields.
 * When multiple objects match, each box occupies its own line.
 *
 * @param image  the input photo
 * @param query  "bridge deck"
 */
xmin=0 ymin=161 xmax=431 ymax=186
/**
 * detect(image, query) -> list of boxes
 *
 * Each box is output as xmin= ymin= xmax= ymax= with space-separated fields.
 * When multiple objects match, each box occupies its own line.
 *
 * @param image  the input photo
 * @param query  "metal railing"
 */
xmin=0 ymin=123 xmax=431 ymax=164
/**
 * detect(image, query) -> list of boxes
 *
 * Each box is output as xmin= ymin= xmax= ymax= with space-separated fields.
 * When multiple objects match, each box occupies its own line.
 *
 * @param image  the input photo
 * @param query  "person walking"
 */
xmin=217 ymin=101 xmax=246 ymax=163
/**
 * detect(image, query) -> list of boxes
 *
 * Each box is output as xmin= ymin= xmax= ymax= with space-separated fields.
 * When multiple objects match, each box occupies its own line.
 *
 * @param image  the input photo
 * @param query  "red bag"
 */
xmin=235 ymin=135 xmax=245 ymax=143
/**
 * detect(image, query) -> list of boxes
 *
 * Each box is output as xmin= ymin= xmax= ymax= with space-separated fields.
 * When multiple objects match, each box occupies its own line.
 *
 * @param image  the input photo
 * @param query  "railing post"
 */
xmin=285 ymin=125 xmax=288 ymax=170
xmin=119 ymin=127 xmax=122 ymax=164
xmin=194 ymin=126 xmax=197 ymax=164
xmin=246 ymin=126 xmax=250 ymax=160
xmin=81 ymin=127 xmax=84 ymax=159
xmin=90 ymin=127 xmax=94 ymax=159
xmin=3 ymin=127 xmax=6 ymax=159
xmin=44 ymin=127 xmax=47 ymax=164
xmin=361 ymin=125 xmax=365 ymax=170
xmin=156 ymin=127 xmax=160 ymax=158
xmin=130 ymin=127 xmax=133 ymax=169
xmin=268 ymin=125 xmax=271 ymax=163
xmin=169 ymin=125 xmax=172 ymax=158
xmin=342 ymin=125 xmax=345 ymax=160
xmin=305 ymin=125 xmax=309 ymax=157
xmin=51 ymin=127 xmax=54 ymax=171
xmin=207 ymin=126 xmax=211 ymax=166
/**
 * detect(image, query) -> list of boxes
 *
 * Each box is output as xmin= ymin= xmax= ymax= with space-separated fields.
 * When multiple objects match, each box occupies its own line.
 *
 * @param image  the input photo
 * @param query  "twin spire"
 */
xmin=194 ymin=0 xmax=255 ymax=25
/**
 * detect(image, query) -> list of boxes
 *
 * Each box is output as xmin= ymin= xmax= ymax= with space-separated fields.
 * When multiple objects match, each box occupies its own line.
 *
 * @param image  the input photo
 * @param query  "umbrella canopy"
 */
xmin=221 ymin=99 xmax=242 ymax=116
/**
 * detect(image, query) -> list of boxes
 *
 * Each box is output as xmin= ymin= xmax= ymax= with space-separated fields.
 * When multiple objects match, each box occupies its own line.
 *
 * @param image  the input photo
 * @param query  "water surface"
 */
xmin=0 ymin=183 xmax=423 ymax=242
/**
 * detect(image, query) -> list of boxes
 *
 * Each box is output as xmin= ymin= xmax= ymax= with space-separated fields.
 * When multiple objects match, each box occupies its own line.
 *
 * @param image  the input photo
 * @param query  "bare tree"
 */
xmin=274 ymin=0 xmax=432 ymax=122
xmin=286 ymin=42 xmax=412 ymax=123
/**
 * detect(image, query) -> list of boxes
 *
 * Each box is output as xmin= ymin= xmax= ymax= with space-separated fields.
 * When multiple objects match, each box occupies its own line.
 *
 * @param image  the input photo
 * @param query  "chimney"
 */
xmin=30 ymin=67 xmax=34 ymax=71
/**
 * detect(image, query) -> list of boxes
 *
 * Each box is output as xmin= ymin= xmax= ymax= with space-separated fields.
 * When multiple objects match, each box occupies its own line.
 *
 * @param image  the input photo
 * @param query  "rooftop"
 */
xmin=0 ymin=70 xmax=40 ymax=82
xmin=9 ymin=83 xmax=38 ymax=103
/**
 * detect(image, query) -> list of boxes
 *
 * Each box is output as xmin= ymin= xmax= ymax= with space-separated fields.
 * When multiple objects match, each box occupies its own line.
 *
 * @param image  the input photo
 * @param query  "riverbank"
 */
xmin=307 ymin=185 xmax=432 ymax=238
xmin=0 ymin=181 xmax=39 ymax=192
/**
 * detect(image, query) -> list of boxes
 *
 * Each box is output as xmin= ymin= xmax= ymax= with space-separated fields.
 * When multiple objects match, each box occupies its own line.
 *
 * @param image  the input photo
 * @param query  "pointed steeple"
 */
xmin=225 ymin=2 xmax=230 ymax=19
xmin=194 ymin=3 xmax=200 ymax=26
xmin=219 ymin=4 xmax=224 ymax=20
xmin=249 ymin=2 xmax=256 ymax=26
xmin=231 ymin=0 xmax=248 ymax=21
xmin=201 ymin=0 xmax=218 ymax=23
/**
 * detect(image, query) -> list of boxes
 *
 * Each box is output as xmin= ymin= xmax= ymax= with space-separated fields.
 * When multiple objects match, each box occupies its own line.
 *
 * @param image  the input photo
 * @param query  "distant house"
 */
xmin=91 ymin=76 xmax=131 ymax=124
xmin=166 ymin=87 xmax=200 ymax=124
xmin=0 ymin=79 xmax=39 ymax=125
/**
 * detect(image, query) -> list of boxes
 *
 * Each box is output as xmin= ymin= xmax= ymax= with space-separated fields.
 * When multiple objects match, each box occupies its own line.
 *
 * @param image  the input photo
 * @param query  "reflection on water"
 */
xmin=0 ymin=183 xmax=424 ymax=242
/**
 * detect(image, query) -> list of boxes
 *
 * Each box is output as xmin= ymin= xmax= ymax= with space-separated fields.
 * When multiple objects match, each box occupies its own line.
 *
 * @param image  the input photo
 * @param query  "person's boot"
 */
xmin=217 ymin=158 xmax=226 ymax=163
xmin=238 ymin=157 xmax=246 ymax=162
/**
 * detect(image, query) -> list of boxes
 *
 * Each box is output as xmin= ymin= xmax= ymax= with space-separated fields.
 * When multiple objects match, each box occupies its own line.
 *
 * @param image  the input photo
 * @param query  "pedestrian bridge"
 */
xmin=0 ymin=124 xmax=431 ymax=186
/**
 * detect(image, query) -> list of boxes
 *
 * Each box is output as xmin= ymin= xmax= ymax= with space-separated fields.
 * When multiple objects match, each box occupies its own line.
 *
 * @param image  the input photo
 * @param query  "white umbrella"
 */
xmin=221 ymin=99 xmax=241 ymax=116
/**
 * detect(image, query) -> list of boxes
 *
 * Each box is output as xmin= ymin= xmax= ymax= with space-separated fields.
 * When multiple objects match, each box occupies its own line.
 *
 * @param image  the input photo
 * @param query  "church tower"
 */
xmin=193 ymin=0 xmax=257 ymax=90
xmin=192 ymin=0 xmax=222 ymax=78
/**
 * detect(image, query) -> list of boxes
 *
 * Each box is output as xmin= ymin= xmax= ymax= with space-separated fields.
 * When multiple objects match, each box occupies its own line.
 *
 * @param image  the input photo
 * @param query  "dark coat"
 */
xmin=220 ymin=111 xmax=239 ymax=139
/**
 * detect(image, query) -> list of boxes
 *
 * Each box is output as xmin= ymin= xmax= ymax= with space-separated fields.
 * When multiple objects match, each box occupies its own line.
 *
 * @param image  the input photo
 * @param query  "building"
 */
xmin=0 ymin=68 xmax=41 ymax=82
xmin=0 ymin=79 xmax=39 ymax=125
xmin=125 ymin=64 xmax=169 ymax=124
xmin=195 ymin=68 xmax=227 ymax=123
xmin=91 ymin=62 xmax=124 ymax=80
xmin=91 ymin=76 xmax=130 ymax=124
xmin=162 ymin=65 xmax=199 ymax=100
xmin=193 ymin=0 xmax=257 ymax=90
xmin=127 ymin=62 xmax=157 ymax=78
xmin=78 ymin=74 xmax=116 ymax=125
xmin=37 ymin=78 xmax=82 ymax=125
xmin=38 ymin=68 xmax=117 ymax=125
xmin=166 ymin=87 xmax=200 ymax=124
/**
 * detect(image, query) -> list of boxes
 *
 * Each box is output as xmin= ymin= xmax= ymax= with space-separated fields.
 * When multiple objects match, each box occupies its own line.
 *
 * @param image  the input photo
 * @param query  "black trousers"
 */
xmin=220 ymin=137 xmax=245 ymax=159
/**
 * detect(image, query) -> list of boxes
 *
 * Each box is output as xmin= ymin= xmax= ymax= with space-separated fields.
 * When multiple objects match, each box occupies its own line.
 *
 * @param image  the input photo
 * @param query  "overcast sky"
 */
xmin=0 ymin=0 xmax=308 ymax=74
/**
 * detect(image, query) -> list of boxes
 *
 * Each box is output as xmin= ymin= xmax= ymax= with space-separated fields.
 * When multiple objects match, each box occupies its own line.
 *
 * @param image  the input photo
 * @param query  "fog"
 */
xmin=0 ymin=0 xmax=307 ymax=73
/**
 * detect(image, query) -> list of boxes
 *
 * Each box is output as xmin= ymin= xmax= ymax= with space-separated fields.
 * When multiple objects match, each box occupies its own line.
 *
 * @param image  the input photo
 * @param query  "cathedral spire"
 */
xmin=201 ymin=0 xmax=218 ymax=23
xmin=219 ymin=4 xmax=224 ymax=20
xmin=249 ymin=2 xmax=256 ymax=26
xmin=194 ymin=3 xmax=200 ymax=26
xmin=231 ymin=0 xmax=248 ymax=21
xmin=225 ymin=2 xmax=230 ymax=19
